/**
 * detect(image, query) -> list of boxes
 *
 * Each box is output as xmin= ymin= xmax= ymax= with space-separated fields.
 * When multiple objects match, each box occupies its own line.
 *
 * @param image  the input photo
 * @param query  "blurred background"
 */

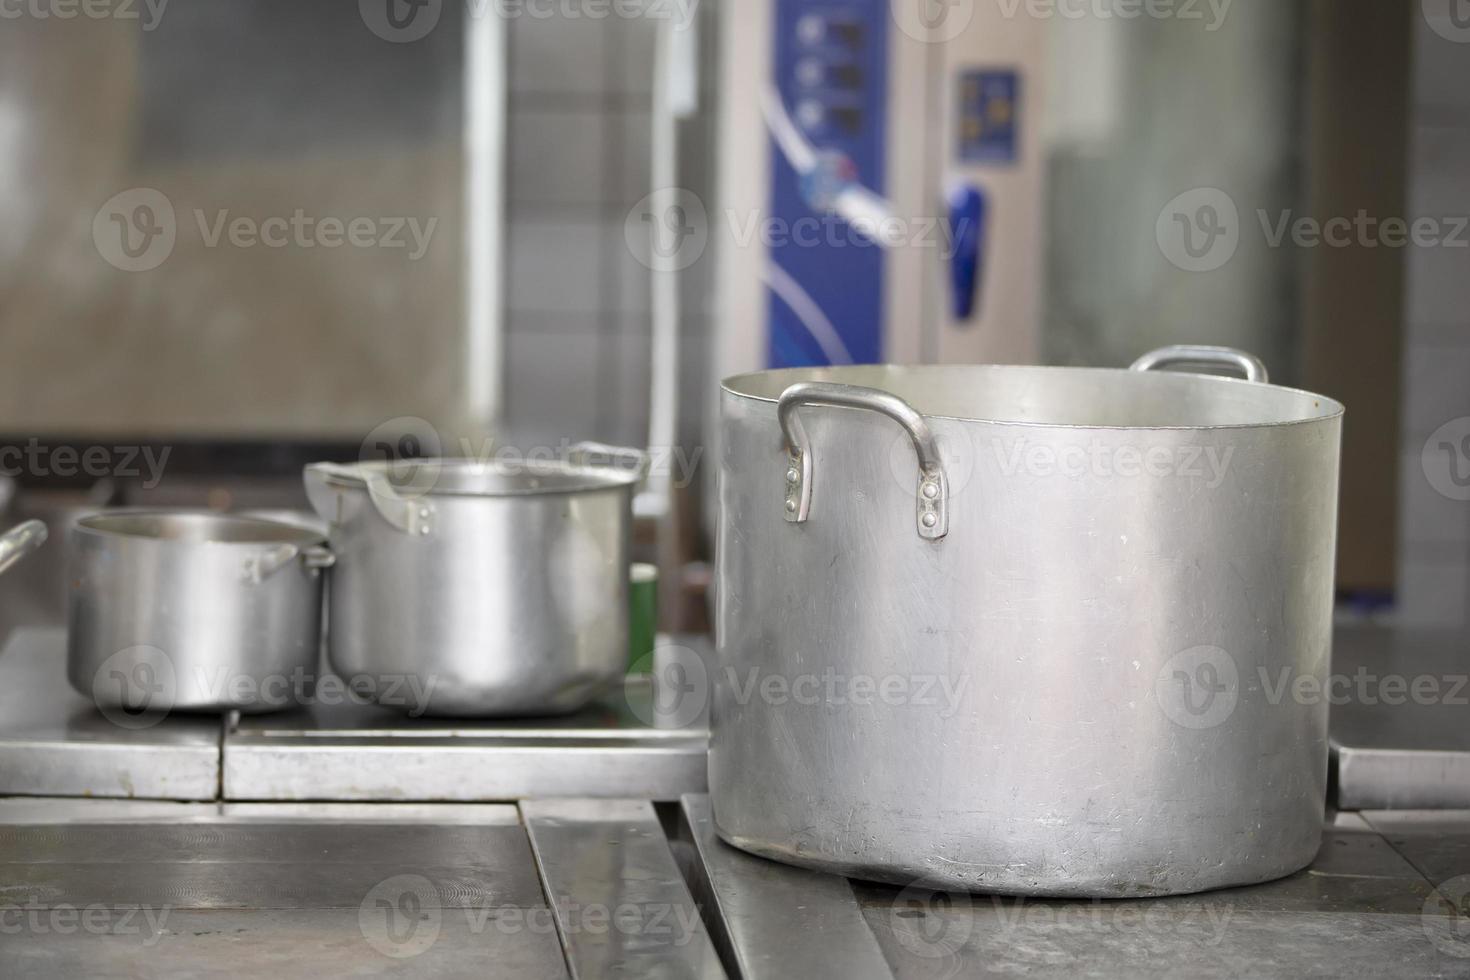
xmin=0 ymin=0 xmax=1461 ymax=641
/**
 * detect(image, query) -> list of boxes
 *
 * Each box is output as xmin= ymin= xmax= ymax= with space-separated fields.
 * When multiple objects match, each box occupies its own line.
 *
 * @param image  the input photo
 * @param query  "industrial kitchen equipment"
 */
xmin=304 ymin=451 xmax=644 ymax=716
xmin=66 ymin=512 xmax=332 ymax=715
xmin=712 ymin=345 xmax=1344 ymax=897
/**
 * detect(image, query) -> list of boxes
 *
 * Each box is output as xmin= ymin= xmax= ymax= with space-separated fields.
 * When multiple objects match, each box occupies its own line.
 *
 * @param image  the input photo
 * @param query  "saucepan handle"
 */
xmin=305 ymin=462 xmax=435 ymax=537
xmin=242 ymin=542 xmax=336 ymax=585
xmin=0 ymin=520 xmax=47 ymax=577
xmin=776 ymin=382 xmax=948 ymax=542
xmin=1130 ymin=345 xmax=1270 ymax=384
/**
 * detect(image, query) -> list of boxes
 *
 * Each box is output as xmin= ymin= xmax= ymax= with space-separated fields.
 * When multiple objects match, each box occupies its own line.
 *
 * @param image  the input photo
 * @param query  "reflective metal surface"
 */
xmin=306 ymin=459 xmax=638 ymax=716
xmin=0 ymin=797 xmax=1467 ymax=978
xmin=66 ymin=512 xmax=330 ymax=713
xmin=0 ymin=520 xmax=47 ymax=577
xmin=0 ymin=629 xmax=219 ymax=800
xmin=714 ymin=352 xmax=1345 ymax=896
xmin=678 ymin=795 xmax=890 ymax=980
xmin=0 ymin=804 xmax=565 ymax=980
xmin=222 ymin=671 xmax=708 ymax=802
xmin=0 ymin=629 xmax=709 ymax=803
xmin=1331 ymin=625 xmax=1470 ymax=810
xmin=522 ymin=799 xmax=726 ymax=979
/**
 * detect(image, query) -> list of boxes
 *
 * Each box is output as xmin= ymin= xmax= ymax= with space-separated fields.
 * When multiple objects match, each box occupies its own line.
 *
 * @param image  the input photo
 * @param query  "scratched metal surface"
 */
xmin=713 ymin=369 xmax=1342 ymax=896
xmin=1 ymin=800 xmax=1468 ymax=978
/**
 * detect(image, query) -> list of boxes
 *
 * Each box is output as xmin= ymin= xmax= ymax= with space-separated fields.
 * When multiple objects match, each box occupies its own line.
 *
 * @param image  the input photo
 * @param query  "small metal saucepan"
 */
xmin=66 ymin=512 xmax=334 ymax=715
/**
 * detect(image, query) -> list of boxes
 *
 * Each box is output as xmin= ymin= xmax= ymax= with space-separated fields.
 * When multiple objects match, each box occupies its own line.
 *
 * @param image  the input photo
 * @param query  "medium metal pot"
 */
xmin=304 ymin=449 xmax=643 ymax=716
xmin=712 ymin=346 xmax=1344 ymax=898
xmin=67 ymin=512 xmax=333 ymax=714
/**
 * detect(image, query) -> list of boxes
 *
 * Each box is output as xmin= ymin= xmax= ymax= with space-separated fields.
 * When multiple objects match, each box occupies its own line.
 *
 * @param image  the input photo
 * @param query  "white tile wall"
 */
xmin=499 ymin=8 xmax=712 ymax=453
xmin=1397 ymin=12 xmax=1470 ymax=625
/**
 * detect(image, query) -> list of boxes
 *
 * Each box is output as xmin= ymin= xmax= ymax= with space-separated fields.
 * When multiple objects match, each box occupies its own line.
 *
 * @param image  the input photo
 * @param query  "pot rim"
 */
xmin=74 ymin=510 xmax=327 ymax=548
xmin=311 ymin=458 xmax=642 ymax=498
xmin=721 ymin=364 xmax=1346 ymax=432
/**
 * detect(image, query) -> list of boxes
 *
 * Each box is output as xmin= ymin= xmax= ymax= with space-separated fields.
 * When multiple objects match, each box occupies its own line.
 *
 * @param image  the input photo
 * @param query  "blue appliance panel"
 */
xmin=767 ymin=0 xmax=889 ymax=368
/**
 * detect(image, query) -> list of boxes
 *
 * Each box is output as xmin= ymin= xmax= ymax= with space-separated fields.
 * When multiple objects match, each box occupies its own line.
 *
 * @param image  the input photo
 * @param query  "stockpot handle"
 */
xmin=1130 ymin=345 xmax=1270 ymax=384
xmin=304 ymin=462 xmax=435 ymax=537
xmin=0 ymin=520 xmax=47 ymax=577
xmin=777 ymin=382 xmax=948 ymax=541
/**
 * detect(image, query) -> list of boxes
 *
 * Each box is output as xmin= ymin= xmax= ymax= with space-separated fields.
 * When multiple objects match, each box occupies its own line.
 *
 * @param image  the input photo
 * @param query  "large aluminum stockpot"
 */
xmin=304 ymin=450 xmax=643 ymax=716
xmin=712 ymin=346 xmax=1344 ymax=898
xmin=67 ymin=512 xmax=333 ymax=715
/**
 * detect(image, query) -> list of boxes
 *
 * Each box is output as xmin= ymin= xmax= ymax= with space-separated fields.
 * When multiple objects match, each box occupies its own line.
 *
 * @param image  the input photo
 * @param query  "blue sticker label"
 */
xmin=959 ymin=70 xmax=1020 ymax=165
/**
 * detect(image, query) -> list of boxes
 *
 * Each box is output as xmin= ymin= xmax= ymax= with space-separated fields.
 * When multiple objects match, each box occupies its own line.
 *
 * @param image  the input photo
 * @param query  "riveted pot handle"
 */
xmin=305 ymin=462 xmax=435 ymax=537
xmin=1130 ymin=345 xmax=1270 ymax=384
xmin=777 ymin=382 xmax=948 ymax=541
xmin=0 ymin=520 xmax=47 ymax=577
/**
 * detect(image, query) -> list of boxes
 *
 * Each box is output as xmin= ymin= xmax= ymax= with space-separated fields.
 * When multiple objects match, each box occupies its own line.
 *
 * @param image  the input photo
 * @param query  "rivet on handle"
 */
xmin=776 ymin=382 xmax=949 ymax=542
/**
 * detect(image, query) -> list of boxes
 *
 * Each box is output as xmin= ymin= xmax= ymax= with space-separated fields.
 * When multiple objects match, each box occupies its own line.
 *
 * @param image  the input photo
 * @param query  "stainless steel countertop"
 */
xmin=0 ymin=628 xmax=709 ymax=803
xmin=1329 ymin=624 xmax=1470 ymax=809
xmin=6 ymin=622 xmax=1467 ymax=811
xmin=0 ymin=629 xmax=219 ymax=800
xmin=1 ymin=797 xmax=1467 ymax=979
